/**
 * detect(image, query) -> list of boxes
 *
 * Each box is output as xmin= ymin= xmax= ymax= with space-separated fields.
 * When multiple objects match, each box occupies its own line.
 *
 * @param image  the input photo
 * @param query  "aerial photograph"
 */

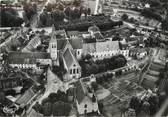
xmin=0 ymin=0 xmax=168 ymax=116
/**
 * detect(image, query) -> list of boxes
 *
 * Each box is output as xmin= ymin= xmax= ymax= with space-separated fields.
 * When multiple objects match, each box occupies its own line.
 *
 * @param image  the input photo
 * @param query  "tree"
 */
xmin=121 ymin=13 xmax=128 ymax=21
xmin=148 ymin=94 xmax=159 ymax=115
xmin=0 ymin=91 xmax=5 ymax=104
xmin=71 ymin=8 xmax=81 ymax=19
xmin=33 ymin=102 xmax=43 ymax=114
xmin=64 ymin=7 xmax=72 ymax=19
xmin=130 ymin=96 xmax=141 ymax=114
xmin=42 ymin=102 xmax=52 ymax=116
xmin=161 ymin=17 xmax=168 ymax=31
xmin=48 ymin=93 xmax=58 ymax=103
xmin=52 ymin=101 xmax=71 ymax=116
xmin=51 ymin=10 xmax=65 ymax=22
xmin=23 ymin=2 xmax=37 ymax=21
xmin=98 ymin=102 xmax=104 ymax=114
xmin=1 ymin=8 xmax=23 ymax=27
xmin=139 ymin=101 xmax=150 ymax=116
xmin=39 ymin=11 xmax=48 ymax=26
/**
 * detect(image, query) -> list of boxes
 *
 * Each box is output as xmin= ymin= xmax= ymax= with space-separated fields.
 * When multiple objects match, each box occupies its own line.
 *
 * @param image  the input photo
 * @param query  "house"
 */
xmin=83 ymin=40 xmax=129 ymax=60
xmin=75 ymin=80 xmax=99 ymax=115
xmin=129 ymin=48 xmax=148 ymax=60
xmin=22 ymin=35 xmax=41 ymax=52
xmin=15 ymin=85 xmax=41 ymax=109
xmin=66 ymin=31 xmax=80 ymax=39
xmin=62 ymin=48 xmax=81 ymax=81
xmin=8 ymin=52 xmax=52 ymax=69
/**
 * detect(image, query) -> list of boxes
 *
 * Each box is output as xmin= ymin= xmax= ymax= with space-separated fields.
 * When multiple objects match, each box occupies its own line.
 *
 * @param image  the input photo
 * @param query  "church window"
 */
xmin=73 ymin=69 xmax=75 ymax=74
xmin=52 ymin=44 xmax=56 ymax=48
xmin=77 ymin=69 xmax=79 ymax=73
xmin=84 ymin=104 xmax=87 ymax=108
xmin=70 ymin=69 xmax=72 ymax=74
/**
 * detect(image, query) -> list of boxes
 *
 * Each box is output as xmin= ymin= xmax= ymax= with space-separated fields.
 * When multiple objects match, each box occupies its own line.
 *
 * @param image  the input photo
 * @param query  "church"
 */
xmin=48 ymin=27 xmax=82 ymax=82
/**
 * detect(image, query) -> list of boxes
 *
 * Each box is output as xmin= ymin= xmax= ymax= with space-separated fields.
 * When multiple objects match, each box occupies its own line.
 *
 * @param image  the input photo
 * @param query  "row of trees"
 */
xmin=141 ymin=8 xmax=163 ymax=21
xmin=79 ymin=54 xmax=127 ymax=77
xmin=128 ymin=91 xmax=168 ymax=116
xmin=33 ymin=90 xmax=71 ymax=116
xmin=22 ymin=2 xmax=37 ymax=27
xmin=39 ymin=7 xmax=91 ymax=27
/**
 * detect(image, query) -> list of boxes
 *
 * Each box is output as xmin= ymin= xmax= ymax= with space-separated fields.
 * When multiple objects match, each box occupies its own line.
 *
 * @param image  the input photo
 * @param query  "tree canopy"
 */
xmin=0 ymin=8 xmax=23 ymax=27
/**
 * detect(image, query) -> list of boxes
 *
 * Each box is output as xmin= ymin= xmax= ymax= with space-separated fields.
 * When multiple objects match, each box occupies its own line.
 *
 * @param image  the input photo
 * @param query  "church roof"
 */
xmin=57 ymin=38 xmax=82 ymax=50
xmin=63 ymin=48 xmax=78 ymax=70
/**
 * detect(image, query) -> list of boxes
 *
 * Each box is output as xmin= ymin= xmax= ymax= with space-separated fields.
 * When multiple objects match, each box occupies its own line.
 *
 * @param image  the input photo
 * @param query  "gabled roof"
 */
xmin=15 ymin=86 xmax=37 ymax=107
xmin=8 ymin=52 xmax=50 ymax=64
xmin=75 ymin=80 xmax=86 ymax=104
xmin=82 ymin=41 xmax=119 ymax=54
xmin=22 ymin=35 xmax=41 ymax=52
xmin=69 ymin=38 xmax=83 ymax=49
xmin=63 ymin=48 xmax=79 ymax=70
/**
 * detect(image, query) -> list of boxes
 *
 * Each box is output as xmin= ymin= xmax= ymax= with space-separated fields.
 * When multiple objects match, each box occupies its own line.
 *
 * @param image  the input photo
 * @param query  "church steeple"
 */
xmin=49 ymin=25 xmax=57 ymax=60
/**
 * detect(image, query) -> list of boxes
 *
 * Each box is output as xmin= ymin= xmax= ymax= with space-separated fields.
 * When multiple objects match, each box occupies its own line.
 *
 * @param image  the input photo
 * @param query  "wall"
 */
xmin=76 ymin=97 xmax=99 ymax=115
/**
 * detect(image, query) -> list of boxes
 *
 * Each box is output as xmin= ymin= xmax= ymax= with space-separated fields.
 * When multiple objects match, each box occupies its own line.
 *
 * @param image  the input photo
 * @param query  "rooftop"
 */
xmin=8 ymin=52 xmax=50 ymax=64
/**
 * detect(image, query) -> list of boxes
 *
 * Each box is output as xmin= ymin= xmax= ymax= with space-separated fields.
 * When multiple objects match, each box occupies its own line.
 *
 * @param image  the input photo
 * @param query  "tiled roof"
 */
xmin=63 ymin=48 xmax=77 ymax=69
xmin=75 ymin=80 xmax=86 ymax=104
xmin=8 ymin=52 xmax=50 ymax=64
xmin=15 ymin=87 xmax=36 ymax=107
xmin=82 ymin=41 xmax=119 ymax=54
xmin=57 ymin=39 xmax=83 ymax=50
xmin=69 ymin=38 xmax=83 ymax=49
xmin=22 ymin=36 xmax=41 ymax=52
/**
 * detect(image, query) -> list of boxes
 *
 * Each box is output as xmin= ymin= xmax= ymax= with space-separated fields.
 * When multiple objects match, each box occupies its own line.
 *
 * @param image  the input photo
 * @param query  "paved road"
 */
xmin=38 ymin=68 xmax=64 ymax=103
xmin=27 ymin=68 xmax=64 ymax=116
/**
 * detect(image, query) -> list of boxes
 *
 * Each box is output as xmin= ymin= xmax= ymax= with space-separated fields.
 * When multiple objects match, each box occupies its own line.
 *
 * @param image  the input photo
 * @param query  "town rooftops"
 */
xmin=8 ymin=52 xmax=50 ymax=64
